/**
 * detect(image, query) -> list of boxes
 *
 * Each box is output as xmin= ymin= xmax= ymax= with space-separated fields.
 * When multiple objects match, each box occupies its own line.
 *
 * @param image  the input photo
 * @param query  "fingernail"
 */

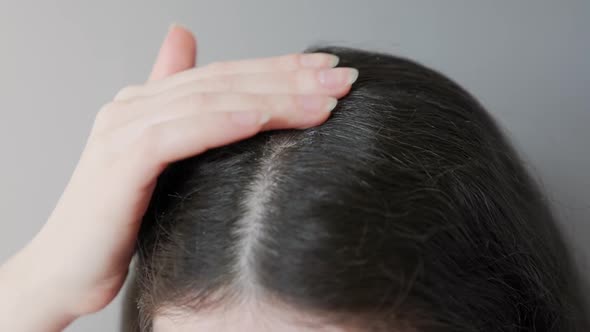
xmin=298 ymin=96 xmax=338 ymax=113
xmin=259 ymin=113 xmax=271 ymax=124
xmin=230 ymin=111 xmax=270 ymax=126
xmin=348 ymin=68 xmax=359 ymax=84
xmin=318 ymin=68 xmax=359 ymax=88
xmin=326 ymin=97 xmax=338 ymax=112
xmin=300 ymin=53 xmax=340 ymax=68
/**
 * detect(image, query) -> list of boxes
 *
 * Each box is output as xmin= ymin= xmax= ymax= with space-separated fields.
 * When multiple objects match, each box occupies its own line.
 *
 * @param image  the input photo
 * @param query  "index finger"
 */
xmin=179 ymin=52 xmax=339 ymax=81
xmin=115 ymin=52 xmax=339 ymax=101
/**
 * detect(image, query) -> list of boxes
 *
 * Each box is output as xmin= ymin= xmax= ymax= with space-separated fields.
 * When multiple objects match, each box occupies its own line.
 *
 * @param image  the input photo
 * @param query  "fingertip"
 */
xmin=167 ymin=23 xmax=196 ymax=52
xmin=296 ymin=110 xmax=333 ymax=130
xmin=332 ymin=83 xmax=354 ymax=99
xmin=148 ymin=24 xmax=197 ymax=81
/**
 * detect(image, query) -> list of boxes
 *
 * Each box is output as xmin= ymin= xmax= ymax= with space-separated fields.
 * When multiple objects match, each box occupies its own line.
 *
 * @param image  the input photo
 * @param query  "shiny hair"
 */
xmin=123 ymin=46 xmax=589 ymax=331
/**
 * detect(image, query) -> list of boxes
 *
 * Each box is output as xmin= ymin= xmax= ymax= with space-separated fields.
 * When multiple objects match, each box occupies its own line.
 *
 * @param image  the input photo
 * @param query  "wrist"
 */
xmin=0 ymin=244 xmax=81 ymax=331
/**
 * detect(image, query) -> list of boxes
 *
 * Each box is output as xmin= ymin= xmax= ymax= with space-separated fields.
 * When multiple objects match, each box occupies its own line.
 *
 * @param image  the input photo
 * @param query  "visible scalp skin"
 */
xmin=127 ymin=46 xmax=589 ymax=332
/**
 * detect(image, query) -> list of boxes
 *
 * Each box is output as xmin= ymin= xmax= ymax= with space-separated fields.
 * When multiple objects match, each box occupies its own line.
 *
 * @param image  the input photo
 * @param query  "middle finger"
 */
xmin=132 ymin=67 xmax=359 ymax=107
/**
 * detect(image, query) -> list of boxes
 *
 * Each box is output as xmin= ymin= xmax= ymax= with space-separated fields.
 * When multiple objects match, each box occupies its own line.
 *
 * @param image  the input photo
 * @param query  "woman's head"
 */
xmin=128 ymin=46 xmax=589 ymax=331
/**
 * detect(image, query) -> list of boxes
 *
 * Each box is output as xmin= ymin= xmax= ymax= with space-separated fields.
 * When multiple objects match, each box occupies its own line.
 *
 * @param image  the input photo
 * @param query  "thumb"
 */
xmin=148 ymin=24 xmax=197 ymax=82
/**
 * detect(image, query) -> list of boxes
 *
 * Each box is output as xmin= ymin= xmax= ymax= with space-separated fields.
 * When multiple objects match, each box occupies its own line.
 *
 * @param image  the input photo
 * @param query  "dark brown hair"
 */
xmin=123 ymin=46 xmax=589 ymax=331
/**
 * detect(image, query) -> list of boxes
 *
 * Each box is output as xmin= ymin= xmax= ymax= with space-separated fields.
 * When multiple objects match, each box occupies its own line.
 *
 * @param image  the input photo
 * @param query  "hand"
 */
xmin=3 ymin=24 xmax=357 ymax=326
xmin=0 ymin=24 xmax=198 ymax=332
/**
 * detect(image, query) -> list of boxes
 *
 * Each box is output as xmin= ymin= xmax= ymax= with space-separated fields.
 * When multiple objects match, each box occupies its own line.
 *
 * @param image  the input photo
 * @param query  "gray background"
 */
xmin=0 ymin=1 xmax=588 ymax=331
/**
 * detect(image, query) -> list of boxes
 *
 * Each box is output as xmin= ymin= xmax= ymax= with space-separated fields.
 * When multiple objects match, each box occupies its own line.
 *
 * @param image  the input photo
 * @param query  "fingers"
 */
xmin=127 ymin=67 xmax=359 ymax=106
xmin=103 ymin=67 xmax=356 ymax=130
xmin=187 ymin=52 xmax=339 ymax=79
xmin=122 ymin=104 xmax=336 ymax=183
xmin=115 ymin=52 xmax=340 ymax=101
xmin=149 ymin=111 xmax=270 ymax=163
xmin=173 ymin=67 xmax=357 ymax=95
xmin=111 ymin=93 xmax=338 ymax=132
xmin=148 ymin=24 xmax=197 ymax=82
xmin=121 ymin=110 xmax=272 ymax=181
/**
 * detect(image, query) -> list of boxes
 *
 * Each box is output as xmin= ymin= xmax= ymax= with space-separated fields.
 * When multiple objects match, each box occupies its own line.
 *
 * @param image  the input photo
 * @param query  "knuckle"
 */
xmin=114 ymin=84 xmax=141 ymax=100
xmin=188 ymin=92 xmax=209 ymax=108
xmin=95 ymin=102 xmax=121 ymax=124
xmin=291 ymin=70 xmax=306 ymax=91
xmin=288 ymin=53 xmax=303 ymax=67
xmin=254 ymin=94 xmax=273 ymax=112
xmin=273 ymin=54 xmax=299 ymax=70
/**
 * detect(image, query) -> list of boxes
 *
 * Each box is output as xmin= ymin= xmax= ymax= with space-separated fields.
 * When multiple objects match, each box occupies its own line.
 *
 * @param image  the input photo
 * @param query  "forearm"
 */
xmin=0 ymin=246 xmax=79 ymax=332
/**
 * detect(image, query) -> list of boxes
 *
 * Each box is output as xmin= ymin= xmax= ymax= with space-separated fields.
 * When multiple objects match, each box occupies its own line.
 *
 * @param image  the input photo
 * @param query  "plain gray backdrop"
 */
xmin=0 ymin=1 xmax=588 ymax=331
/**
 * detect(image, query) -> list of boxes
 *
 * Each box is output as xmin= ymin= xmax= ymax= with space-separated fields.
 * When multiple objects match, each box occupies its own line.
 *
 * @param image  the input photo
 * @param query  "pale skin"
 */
xmin=0 ymin=25 xmax=358 ymax=332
